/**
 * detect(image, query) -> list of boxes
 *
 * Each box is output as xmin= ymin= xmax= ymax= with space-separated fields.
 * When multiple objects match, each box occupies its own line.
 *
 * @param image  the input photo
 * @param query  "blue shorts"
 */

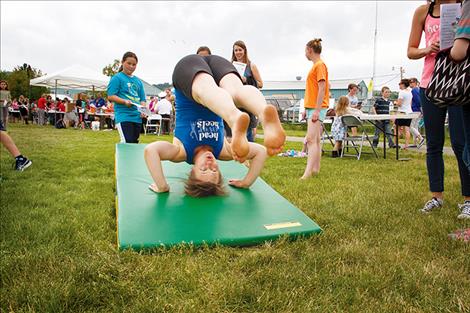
xmin=306 ymin=108 xmax=328 ymax=122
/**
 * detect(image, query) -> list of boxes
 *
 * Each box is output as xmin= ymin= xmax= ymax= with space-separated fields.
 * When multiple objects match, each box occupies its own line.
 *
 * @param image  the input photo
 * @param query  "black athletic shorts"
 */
xmin=0 ymin=120 xmax=5 ymax=131
xmin=117 ymin=121 xmax=141 ymax=143
xmin=395 ymin=118 xmax=412 ymax=127
xmin=172 ymin=54 xmax=241 ymax=102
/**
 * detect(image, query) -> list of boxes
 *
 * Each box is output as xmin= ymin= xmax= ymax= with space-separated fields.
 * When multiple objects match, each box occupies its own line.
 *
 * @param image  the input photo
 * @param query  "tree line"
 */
xmin=0 ymin=64 xmax=49 ymax=101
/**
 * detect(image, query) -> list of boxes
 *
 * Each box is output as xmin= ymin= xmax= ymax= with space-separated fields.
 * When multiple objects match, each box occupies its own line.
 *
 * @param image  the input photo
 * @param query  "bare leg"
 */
xmin=0 ymin=131 xmax=21 ymax=157
xmin=191 ymin=73 xmax=250 ymax=161
xmin=333 ymin=141 xmax=342 ymax=151
xmin=301 ymin=119 xmax=322 ymax=179
xmin=219 ymin=74 xmax=285 ymax=155
xmin=404 ymin=126 xmax=410 ymax=148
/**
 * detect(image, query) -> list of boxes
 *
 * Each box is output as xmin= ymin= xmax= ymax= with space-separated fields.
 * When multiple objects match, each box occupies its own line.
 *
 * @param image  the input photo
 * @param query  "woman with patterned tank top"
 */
xmin=408 ymin=0 xmax=469 ymax=218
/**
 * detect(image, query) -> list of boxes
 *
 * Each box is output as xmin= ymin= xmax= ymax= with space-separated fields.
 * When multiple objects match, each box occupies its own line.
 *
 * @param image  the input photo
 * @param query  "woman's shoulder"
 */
xmin=109 ymin=72 xmax=123 ymax=82
xmin=414 ymin=3 xmax=430 ymax=18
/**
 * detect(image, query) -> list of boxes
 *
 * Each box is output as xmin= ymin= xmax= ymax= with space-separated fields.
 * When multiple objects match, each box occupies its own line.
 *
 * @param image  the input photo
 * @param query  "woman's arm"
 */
xmin=450 ymin=39 xmax=469 ymax=62
xmin=108 ymin=95 xmax=132 ymax=108
xmin=251 ymin=63 xmax=263 ymax=89
xmin=144 ymin=141 xmax=181 ymax=193
xmin=408 ymin=5 xmax=438 ymax=59
xmin=228 ymin=143 xmax=267 ymax=188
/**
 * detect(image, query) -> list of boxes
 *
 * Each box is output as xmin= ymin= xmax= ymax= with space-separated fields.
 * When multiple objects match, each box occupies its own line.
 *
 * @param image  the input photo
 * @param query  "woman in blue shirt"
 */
xmin=107 ymin=51 xmax=146 ymax=143
xmin=144 ymin=54 xmax=285 ymax=197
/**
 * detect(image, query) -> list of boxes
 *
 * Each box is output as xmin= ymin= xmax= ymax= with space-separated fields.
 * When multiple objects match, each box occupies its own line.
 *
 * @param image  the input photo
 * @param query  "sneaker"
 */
xmin=332 ymin=151 xmax=339 ymax=158
xmin=14 ymin=157 xmax=32 ymax=172
xmin=457 ymin=201 xmax=470 ymax=219
xmin=448 ymin=229 xmax=470 ymax=242
xmin=417 ymin=137 xmax=425 ymax=149
xmin=420 ymin=197 xmax=443 ymax=214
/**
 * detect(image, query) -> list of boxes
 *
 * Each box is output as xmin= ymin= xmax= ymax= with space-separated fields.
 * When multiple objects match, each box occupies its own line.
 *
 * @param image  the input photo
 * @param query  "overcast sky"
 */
xmin=1 ymin=1 xmax=427 ymax=91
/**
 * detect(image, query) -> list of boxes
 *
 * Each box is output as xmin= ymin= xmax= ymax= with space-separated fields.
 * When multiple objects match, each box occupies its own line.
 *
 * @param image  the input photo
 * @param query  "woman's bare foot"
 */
xmin=230 ymin=112 xmax=250 ymax=162
xmin=300 ymin=170 xmax=318 ymax=180
xmin=262 ymin=105 xmax=286 ymax=156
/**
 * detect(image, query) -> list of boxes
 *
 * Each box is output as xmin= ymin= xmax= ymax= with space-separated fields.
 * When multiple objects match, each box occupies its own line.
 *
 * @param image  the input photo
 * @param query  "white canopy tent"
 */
xmin=30 ymin=65 xmax=110 ymax=96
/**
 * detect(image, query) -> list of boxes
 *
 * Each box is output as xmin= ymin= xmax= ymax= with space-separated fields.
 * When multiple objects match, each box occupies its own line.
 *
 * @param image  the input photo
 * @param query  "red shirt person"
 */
xmin=37 ymin=95 xmax=47 ymax=110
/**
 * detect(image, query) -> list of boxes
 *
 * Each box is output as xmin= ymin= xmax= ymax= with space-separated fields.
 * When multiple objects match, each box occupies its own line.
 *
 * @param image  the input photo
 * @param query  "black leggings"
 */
xmin=172 ymin=54 xmax=241 ymax=102
xmin=420 ymin=88 xmax=470 ymax=196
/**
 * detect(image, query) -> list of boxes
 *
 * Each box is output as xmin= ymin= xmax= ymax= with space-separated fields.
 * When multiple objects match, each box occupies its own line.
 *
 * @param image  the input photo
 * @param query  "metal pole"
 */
xmin=371 ymin=0 xmax=378 ymax=98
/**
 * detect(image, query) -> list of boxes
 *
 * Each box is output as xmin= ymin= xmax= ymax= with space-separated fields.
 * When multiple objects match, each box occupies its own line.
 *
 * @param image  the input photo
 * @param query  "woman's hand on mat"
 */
xmin=149 ymin=183 xmax=169 ymax=193
xmin=228 ymin=179 xmax=249 ymax=189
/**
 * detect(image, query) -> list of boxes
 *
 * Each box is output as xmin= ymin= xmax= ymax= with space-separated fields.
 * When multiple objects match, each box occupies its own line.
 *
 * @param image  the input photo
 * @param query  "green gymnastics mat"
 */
xmin=115 ymin=143 xmax=322 ymax=250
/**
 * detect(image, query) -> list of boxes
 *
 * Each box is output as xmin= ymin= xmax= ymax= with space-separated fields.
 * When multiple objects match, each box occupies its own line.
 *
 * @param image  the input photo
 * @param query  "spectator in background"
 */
xmin=75 ymin=93 xmax=86 ymax=129
xmin=18 ymin=95 xmax=29 ymax=125
xmin=196 ymin=46 xmax=212 ymax=56
xmin=0 ymin=80 xmax=12 ymax=129
xmin=231 ymin=40 xmax=263 ymax=142
xmin=409 ymin=77 xmax=425 ymax=148
xmin=346 ymin=83 xmax=360 ymax=136
xmin=10 ymin=98 xmax=20 ymax=123
xmin=148 ymin=96 xmax=157 ymax=113
xmin=156 ymin=91 xmax=173 ymax=134
xmin=408 ymin=0 xmax=469 ymax=217
xmin=331 ymin=96 xmax=363 ymax=157
xmin=104 ymin=101 xmax=115 ymax=130
xmin=372 ymin=86 xmax=396 ymax=149
xmin=95 ymin=93 xmax=106 ymax=110
xmin=63 ymin=98 xmax=78 ymax=128
xmin=346 ymin=83 xmax=361 ymax=109
xmin=37 ymin=94 xmax=47 ymax=125
xmin=396 ymin=79 xmax=413 ymax=150
xmin=57 ymin=98 xmax=65 ymax=121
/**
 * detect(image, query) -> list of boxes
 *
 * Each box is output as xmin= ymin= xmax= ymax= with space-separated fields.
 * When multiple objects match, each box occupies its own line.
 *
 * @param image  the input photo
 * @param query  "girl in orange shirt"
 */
xmin=301 ymin=38 xmax=330 ymax=179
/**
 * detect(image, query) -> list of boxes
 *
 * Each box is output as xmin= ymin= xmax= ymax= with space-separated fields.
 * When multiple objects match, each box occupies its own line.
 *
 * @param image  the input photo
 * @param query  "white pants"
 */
xmin=410 ymin=115 xmax=422 ymax=141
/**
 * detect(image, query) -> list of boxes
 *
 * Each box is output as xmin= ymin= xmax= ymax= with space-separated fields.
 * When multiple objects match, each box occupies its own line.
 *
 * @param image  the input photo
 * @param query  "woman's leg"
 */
xmin=448 ymin=105 xmax=470 ymax=198
xmin=191 ymin=72 xmax=250 ymax=161
xmin=421 ymin=88 xmax=446 ymax=199
xmin=218 ymin=73 xmax=285 ymax=155
xmin=404 ymin=126 xmax=410 ymax=148
xmin=462 ymin=105 xmax=470 ymax=174
xmin=301 ymin=117 xmax=322 ymax=179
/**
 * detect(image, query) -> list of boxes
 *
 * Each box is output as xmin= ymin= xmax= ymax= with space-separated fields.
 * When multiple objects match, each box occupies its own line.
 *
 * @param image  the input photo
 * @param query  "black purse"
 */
xmin=425 ymin=46 xmax=470 ymax=108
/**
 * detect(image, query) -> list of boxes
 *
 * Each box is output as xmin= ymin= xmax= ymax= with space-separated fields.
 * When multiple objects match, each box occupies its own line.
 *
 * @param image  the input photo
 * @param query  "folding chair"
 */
xmin=340 ymin=115 xmax=378 ymax=160
xmin=144 ymin=114 xmax=162 ymax=135
xmin=321 ymin=117 xmax=335 ymax=153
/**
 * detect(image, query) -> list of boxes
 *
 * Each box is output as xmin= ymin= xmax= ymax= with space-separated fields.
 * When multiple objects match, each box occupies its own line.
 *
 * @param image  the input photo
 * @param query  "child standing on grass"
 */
xmin=107 ymin=51 xmax=146 ymax=143
xmin=301 ymin=38 xmax=330 ymax=179
xmin=330 ymin=96 xmax=362 ymax=157
xmin=144 ymin=54 xmax=285 ymax=197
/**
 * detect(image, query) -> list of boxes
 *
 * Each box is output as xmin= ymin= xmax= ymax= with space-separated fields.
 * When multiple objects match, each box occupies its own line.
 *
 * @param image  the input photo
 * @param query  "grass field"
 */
xmin=1 ymin=124 xmax=469 ymax=312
